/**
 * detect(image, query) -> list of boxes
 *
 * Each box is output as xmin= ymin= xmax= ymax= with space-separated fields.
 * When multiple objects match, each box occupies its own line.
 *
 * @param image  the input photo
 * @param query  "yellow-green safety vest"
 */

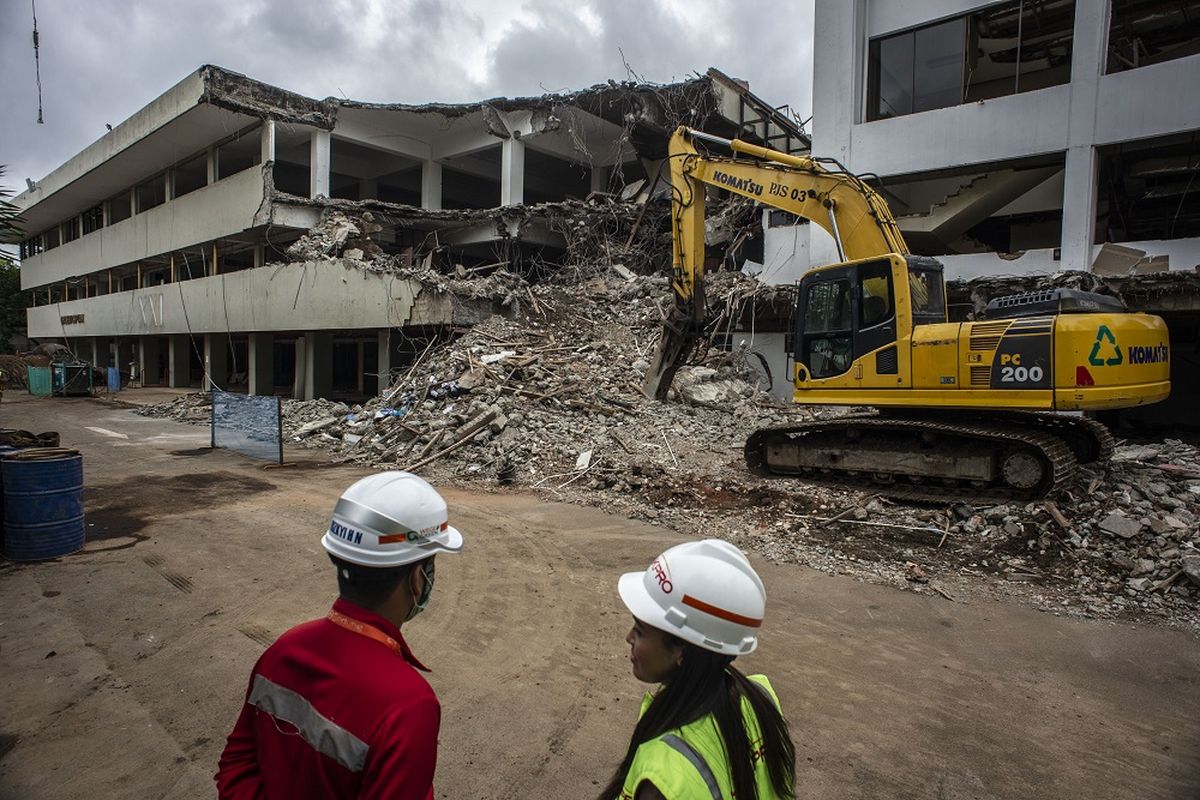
xmin=618 ymin=674 xmax=788 ymax=800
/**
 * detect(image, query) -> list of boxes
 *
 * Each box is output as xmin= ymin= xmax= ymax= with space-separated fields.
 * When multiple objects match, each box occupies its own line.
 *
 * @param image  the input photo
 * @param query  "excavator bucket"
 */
xmin=641 ymin=310 xmax=700 ymax=400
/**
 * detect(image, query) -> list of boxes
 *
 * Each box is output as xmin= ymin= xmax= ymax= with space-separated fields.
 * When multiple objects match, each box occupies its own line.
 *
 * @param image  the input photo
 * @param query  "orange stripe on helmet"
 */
xmin=682 ymin=594 xmax=762 ymax=628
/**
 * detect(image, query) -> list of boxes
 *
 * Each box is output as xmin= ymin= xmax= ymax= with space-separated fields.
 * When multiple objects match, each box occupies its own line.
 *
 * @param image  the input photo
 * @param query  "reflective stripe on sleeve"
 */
xmin=249 ymin=674 xmax=370 ymax=773
xmin=660 ymin=733 xmax=722 ymax=800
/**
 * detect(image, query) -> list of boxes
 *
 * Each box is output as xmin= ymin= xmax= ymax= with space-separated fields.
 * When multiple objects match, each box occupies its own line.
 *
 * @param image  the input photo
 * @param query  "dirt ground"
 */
xmin=1 ymin=390 xmax=1198 ymax=799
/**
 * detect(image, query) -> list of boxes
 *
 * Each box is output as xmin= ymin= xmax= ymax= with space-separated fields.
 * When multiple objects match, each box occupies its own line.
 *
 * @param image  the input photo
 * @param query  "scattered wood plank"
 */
xmin=1043 ymin=500 xmax=1072 ymax=531
xmin=401 ymin=410 xmax=497 ymax=472
xmin=931 ymin=586 xmax=957 ymax=602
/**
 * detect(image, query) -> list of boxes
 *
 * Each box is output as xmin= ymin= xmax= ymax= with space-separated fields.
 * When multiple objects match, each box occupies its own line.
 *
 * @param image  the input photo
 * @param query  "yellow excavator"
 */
xmin=644 ymin=127 xmax=1171 ymax=502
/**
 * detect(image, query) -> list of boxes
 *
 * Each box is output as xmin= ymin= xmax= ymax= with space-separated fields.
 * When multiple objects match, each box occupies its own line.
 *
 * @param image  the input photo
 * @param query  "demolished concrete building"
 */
xmin=10 ymin=65 xmax=808 ymax=400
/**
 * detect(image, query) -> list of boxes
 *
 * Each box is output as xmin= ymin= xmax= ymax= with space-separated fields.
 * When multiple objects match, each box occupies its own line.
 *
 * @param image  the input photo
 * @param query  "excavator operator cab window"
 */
xmin=799 ymin=273 xmax=854 ymax=379
xmin=907 ymin=263 xmax=947 ymax=324
xmin=860 ymin=264 xmax=894 ymax=328
xmin=796 ymin=259 xmax=900 ymax=381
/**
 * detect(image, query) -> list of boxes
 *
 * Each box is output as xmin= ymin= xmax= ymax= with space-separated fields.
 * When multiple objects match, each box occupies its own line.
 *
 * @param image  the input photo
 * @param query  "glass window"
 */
xmin=871 ymin=32 xmax=914 ymax=119
xmin=869 ymin=1 xmax=1073 ymax=121
xmin=108 ymin=190 xmax=132 ymax=224
xmin=174 ymin=153 xmax=208 ymax=198
xmin=804 ymin=278 xmax=852 ymax=332
xmin=136 ymin=177 xmax=166 ymax=213
xmin=802 ymin=277 xmax=854 ymax=379
xmin=1108 ymin=0 xmax=1200 ymax=73
xmin=909 ymin=267 xmax=946 ymax=320
xmin=913 ymin=19 xmax=965 ymax=112
xmin=217 ymin=132 xmax=259 ymax=181
xmin=81 ymin=205 xmax=104 ymax=235
xmin=859 ymin=262 xmax=894 ymax=328
xmin=61 ymin=217 xmax=80 ymax=244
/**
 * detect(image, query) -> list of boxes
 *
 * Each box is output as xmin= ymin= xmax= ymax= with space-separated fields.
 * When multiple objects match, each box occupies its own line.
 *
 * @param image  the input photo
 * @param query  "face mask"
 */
xmin=405 ymin=559 xmax=435 ymax=621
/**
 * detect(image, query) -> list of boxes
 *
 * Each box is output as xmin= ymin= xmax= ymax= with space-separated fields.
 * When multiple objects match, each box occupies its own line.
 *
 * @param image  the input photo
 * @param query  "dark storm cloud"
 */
xmin=0 ymin=0 xmax=812 ymax=204
xmin=482 ymin=1 xmax=814 ymax=124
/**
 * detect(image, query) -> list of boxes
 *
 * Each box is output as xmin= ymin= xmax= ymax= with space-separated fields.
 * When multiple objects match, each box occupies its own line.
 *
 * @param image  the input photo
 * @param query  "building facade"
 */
xmin=11 ymin=65 xmax=806 ymax=400
xmin=810 ymin=0 xmax=1200 ymax=279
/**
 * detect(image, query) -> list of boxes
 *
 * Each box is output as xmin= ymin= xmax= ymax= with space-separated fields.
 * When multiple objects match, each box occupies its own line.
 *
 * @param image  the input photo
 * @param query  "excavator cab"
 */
xmin=793 ymin=254 xmax=946 ymax=386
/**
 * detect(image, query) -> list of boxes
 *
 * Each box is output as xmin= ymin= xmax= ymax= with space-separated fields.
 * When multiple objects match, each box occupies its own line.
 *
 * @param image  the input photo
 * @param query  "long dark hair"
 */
xmin=598 ymin=636 xmax=796 ymax=800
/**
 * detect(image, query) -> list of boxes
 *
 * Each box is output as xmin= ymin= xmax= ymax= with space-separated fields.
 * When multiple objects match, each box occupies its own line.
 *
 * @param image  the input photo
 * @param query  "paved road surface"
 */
xmin=1 ymin=392 xmax=1198 ymax=798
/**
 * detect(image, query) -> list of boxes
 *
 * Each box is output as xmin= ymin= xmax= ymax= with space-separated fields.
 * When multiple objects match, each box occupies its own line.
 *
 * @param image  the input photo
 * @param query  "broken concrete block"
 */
xmin=1091 ymin=242 xmax=1146 ymax=277
xmin=1112 ymin=444 xmax=1159 ymax=462
xmin=674 ymin=367 xmax=718 ymax=388
xmin=295 ymin=417 xmax=339 ymax=437
xmin=1182 ymin=554 xmax=1200 ymax=587
xmin=480 ymin=350 xmax=515 ymax=365
xmin=1098 ymin=513 xmax=1142 ymax=539
xmin=576 ymin=449 xmax=593 ymax=470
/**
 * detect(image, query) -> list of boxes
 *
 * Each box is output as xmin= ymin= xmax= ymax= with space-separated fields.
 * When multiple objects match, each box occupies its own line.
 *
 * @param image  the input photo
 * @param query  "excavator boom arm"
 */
xmin=646 ymin=126 xmax=908 ymax=398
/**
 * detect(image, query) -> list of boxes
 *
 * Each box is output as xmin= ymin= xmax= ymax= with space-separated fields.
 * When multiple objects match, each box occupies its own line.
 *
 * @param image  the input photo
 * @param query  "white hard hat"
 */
xmin=322 ymin=471 xmax=463 ymax=568
xmin=618 ymin=539 xmax=765 ymax=655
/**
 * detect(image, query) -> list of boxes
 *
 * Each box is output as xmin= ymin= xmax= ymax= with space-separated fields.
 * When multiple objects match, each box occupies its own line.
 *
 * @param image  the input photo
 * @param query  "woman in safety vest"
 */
xmin=597 ymin=539 xmax=795 ymax=800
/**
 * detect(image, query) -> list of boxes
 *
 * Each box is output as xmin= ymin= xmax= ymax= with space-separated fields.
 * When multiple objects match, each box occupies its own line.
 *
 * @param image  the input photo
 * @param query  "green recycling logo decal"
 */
xmin=1088 ymin=325 xmax=1123 ymax=367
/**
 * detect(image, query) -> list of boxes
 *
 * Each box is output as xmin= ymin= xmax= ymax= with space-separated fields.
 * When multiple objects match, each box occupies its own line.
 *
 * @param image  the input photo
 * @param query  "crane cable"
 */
xmin=32 ymin=0 xmax=44 ymax=124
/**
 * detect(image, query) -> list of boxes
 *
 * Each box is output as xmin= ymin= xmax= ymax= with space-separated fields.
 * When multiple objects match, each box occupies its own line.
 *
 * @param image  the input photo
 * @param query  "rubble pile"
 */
xmin=283 ymin=273 xmax=792 ymax=487
xmin=132 ymin=206 xmax=1197 ymax=627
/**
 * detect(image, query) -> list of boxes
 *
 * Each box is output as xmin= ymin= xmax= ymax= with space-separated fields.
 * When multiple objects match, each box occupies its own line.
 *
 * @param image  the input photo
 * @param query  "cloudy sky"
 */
xmin=0 ymin=0 xmax=814 ymax=196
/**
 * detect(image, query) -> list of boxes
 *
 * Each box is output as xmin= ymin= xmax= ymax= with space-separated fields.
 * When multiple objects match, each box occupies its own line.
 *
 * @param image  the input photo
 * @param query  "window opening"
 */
xmin=802 ymin=277 xmax=854 ymax=378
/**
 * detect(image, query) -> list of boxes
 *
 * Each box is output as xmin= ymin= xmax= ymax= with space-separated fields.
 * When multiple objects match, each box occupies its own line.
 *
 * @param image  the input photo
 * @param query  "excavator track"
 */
xmin=745 ymin=412 xmax=1083 ymax=504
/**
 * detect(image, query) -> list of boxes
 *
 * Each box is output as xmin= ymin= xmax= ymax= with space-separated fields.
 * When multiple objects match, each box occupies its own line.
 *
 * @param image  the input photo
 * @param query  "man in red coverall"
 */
xmin=216 ymin=471 xmax=464 ymax=799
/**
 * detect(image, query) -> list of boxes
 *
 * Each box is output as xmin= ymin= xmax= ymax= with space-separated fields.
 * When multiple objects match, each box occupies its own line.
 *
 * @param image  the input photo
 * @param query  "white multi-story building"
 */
xmin=809 ymin=0 xmax=1200 ymax=278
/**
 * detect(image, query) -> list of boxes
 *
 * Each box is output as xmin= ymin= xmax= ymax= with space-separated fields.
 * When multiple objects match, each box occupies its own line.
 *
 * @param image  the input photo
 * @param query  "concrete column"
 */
xmin=303 ymin=331 xmax=332 ymax=401
xmin=92 ymin=337 xmax=113 ymax=368
xmin=293 ymin=336 xmax=307 ymax=399
xmin=377 ymin=329 xmax=393 ymax=393
xmin=310 ymin=129 xmax=331 ymax=198
xmin=809 ymin=0 xmax=864 ymax=269
xmin=168 ymin=335 xmax=191 ymax=387
xmin=500 ymin=138 xmax=525 ymax=206
xmin=248 ymin=333 xmax=274 ymax=396
xmin=356 ymin=341 xmax=366 ymax=394
xmin=204 ymin=333 xmax=229 ymax=392
xmin=421 ymin=161 xmax=442 ymax=210
xmin=253 ymin=242 xmax=265 ymax=268
xmin=206 ymin=146 xmax=217 ymax=185
xmin=1061 ymin=146 xmax=1100 ymax=272
xmin=260 ymin=119 xmax=276 ymax=164
xmin=139 ymin=336 xmax=163 ymax=386
xmin=1060 ymin=0 xmax=1110 ymax=272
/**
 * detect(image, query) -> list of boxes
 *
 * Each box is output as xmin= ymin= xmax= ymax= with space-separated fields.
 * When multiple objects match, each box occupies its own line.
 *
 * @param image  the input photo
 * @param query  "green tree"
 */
xmin=0 ymin=167 xmax=31 ymax=351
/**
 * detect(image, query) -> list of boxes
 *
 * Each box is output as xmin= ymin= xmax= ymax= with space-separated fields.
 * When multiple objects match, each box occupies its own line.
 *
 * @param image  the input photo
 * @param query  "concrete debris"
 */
xmin=950 ymin=269 xmax=1200 ymax=319
xmin=1099 ymin=512 xmax=1143 ymax=539
xmin=133 ymin=202 xmax=1199 ymax=630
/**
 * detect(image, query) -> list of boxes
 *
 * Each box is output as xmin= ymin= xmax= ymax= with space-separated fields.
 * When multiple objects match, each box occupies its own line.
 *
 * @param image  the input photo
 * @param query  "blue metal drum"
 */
xmin=2 ymin=449 xmax=85 ymax=561
xmin=0 ymin=445 xmax=16 ymax=555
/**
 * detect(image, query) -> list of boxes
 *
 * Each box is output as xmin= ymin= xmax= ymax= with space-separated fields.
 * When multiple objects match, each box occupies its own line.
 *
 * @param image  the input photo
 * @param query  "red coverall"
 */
xmin=215 ymin=598 xmax=441 ymax=799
